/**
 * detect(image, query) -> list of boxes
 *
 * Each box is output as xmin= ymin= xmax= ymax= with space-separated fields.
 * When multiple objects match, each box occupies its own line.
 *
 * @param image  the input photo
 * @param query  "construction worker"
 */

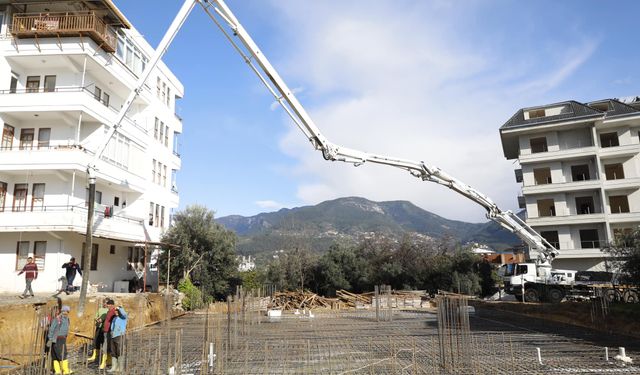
xmin=108 ymin=305 xmax=128 ymax=373
xmin=87 ymin=298 xmax=109 ymax=363
xmin=99 ymin=299 xmax=116 ymax=370
xmin=17 ymin=256 xmax=38 ymax=298
xmin=47 ymin=305 xmax=72 ymax=374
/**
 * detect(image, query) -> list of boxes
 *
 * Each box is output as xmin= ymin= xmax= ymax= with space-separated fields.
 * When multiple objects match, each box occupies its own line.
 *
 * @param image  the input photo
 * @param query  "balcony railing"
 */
xmin=0 ymin=204 xmax=144 ymax=225
xmin=0 ymin=86 xmax=148 ymax=134
xmin=11 ymin=12 xmax=117 ymax=52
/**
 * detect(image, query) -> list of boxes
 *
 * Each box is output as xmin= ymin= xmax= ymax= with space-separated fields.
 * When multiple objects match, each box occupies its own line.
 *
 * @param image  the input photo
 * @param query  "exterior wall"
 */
xmin=0 ymin=2 xmax=181 ymax=292
xmin=502 ymin=109 xmax=640 ymax=271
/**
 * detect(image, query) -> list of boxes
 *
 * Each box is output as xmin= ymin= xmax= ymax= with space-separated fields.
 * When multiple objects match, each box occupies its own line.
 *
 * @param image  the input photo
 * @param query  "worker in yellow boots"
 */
xmin=88 ymin=298 xmax=109 ymax=363
xmin=46 ymin=305 xmax=73 ymax=374
xmin=99 ymin=299 xmax=117 ymax=370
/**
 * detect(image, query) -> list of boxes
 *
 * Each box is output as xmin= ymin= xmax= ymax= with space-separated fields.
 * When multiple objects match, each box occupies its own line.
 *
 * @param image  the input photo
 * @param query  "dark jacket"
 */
xmin=18 ymin=262 xmax=38 ymax=280
xmin=62 ymin=262 xmax=82 ymax=278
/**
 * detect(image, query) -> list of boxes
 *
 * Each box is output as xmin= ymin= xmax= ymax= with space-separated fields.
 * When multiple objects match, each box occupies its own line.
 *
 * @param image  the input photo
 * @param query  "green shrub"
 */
xmin=178 ymin=277 xmax=202 ymax=311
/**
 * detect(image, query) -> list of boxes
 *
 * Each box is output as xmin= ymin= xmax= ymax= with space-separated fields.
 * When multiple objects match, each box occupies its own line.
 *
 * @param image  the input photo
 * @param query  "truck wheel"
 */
xmin=623 ymin=290 xmax=639 ymax=303
xmin=547 ymin=288 xmax=564 ymax=304
xmin=524 ymin=288 xmax=539 ymax=303
xmin=603 ymin=288 xmax=620 ymax=303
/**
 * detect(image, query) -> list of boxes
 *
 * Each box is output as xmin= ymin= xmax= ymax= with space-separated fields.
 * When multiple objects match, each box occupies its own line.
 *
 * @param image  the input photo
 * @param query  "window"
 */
xmin=609 ymin=195 xmax=630 ymax=214
xmin=515 ymin=264 xmax=528 ymax=276
xmin=37 ymin=128 xmax=50 ymax=149
xmin=15 ymin=241 xmax=30 ymax=270
xmin=164 ymin=125 xmax=169 ymax=146
xmin=81 ymin=243 xmax=99 ymax=271
xmin=34 ymin=241 xmax=46 ymax=269
xmin=575 ymin=196 xmax=595 ymax=215
xmin=530 ymin=137 xmax=548 ymax=153
xmin=157 ymin=77 xmax=162 ymax=99
xmin=533 ymin=168 xmax=552 ymax=185
xmin=85 ymin=189 xmax=103 ymax=206
xmin=94 ymin=86 xmax=102 ymax=102
xmin=0 ymin=181 xmax=6 ymax=212
xmin=19 ymin=128 xmax=34 ymax=150
xmin=579 ymin=229 xmax=600 ymax=249
xmin=571 ymin=164 xmax=590 ymax=182
xmin=155 ymin=204 xmax=160 ymax=227
xmin=528 ymin=109 xmax=546 ymax=119
xmin=159 ymin=121 xmax=164 ymax=143
xmin=13 ymin=184 xmax=28 ymax=211
xmin=102 ymin=92 xmax=110 ymax=107
xmin=162 ymin=165 xmax=167 ymax=187
xmin=152 ymin=159 xmax=157 ymax=183
xmin=173 ymin=131 xmax=180 ymax=155
xmin=600 ymin=132 xmax=619 ymax=148
xmin=110 ymin=245 xmax=116 ymax=254
xmin=537 ymin=199 xmax=555 ymax=217
xmin=31 ymin=183 xmax=45 ymax=211
xmin=149 ymin=202 xmax=154 ymax=225
xmin=10 ymin=74 xmax=18 ymax=94
xmin=162 ymin=82 xmax=166 ymax=104
xmin=114 ymin=196 xmax=120 ymax=207
xmin=154 ymin=118 xmax=159 ymax=140
xmin=43 ymin=75 xmax=56 ymax=92
xmin=166 ymin=87 xmax=171 ymax=107
xmin=26 ymin=76 xmax=40 ymax=93
xmin=604 ymin=163 xmax=624 ymax=180
xmin=541 ymin=231 xmax=560 ymax=249
xmin=127 ymin=246 xmax=145 ymax=271
xmin=1 ymin=124 xmax=13 ymax=149
xmin=161 ymin=206 xmax=165 ymax=228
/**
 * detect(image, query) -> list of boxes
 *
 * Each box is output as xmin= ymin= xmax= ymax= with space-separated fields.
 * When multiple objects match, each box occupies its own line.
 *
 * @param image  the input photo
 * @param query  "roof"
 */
xmin=500 ymin=101 xmax=602 ymax=130
xmin=587 ymin=98 xmax=639 ymax=117
xmin=499 ymin=96 xmax=640 ymax=159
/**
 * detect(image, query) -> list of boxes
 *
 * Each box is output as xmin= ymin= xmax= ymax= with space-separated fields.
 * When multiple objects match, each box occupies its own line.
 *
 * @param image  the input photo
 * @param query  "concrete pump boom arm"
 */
xmin=201 ymin=0 xmax=559 ymax=265
xmin=81 ymin=0 xmax=560 ymax=315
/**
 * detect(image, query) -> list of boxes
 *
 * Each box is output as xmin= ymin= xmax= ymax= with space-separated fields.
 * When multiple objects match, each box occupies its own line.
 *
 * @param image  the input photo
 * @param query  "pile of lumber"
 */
xmin=269 ymin=291 xmax=337 ymax=310
xmin=268 ymin=289 xmax=429 ymax=310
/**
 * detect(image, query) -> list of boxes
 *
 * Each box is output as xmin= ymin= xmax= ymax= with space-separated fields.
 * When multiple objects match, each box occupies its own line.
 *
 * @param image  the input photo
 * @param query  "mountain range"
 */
xmin=216 ymin=197 xmax=521 ymax=258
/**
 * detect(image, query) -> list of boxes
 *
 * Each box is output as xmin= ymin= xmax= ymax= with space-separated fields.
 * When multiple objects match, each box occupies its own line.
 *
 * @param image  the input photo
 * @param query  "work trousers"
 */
xmin=66 ymin=274 xmax=75 ymax=291
xmin=93 ymin=326 xmax=105 ymax=352
xmin=22 ymin=278 xmax=34 ymax=297
xmin=51 ymin=337 xmax=68 ymax=361
xmin=110 ymin=335 xmax=123 ymax=358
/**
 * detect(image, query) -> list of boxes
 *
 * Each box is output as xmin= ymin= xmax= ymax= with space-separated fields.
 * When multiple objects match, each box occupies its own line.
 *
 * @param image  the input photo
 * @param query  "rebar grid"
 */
xmin=5 ymin=295 xmax=640 ymax=374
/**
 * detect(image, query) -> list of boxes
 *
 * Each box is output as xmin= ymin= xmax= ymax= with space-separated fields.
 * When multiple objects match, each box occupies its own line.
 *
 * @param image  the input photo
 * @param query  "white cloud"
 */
xmin=262 ymin=1 xmax=597 ymax=222
xmin=255 ymin=200 xmax=285 ymax=210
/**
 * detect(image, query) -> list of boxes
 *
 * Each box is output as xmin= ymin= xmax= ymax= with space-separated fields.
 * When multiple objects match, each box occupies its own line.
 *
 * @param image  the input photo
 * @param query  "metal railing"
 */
xmin=11 ymin=12 xmax=116 ymax=52
xmin=0 ymin=204 xmax=144 ymax=224
xmin=580 ymin=240 xmax=605 ymax=249
xmin=0 ymin=86 xmax=148 ymax=134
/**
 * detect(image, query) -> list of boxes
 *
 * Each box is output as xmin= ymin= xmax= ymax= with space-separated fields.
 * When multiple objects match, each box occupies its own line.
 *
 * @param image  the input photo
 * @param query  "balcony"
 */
xmin=11 ymin=12 xmax=116 ymax=53
xmin=522 ymin=179 xmax=601 ymax=194
xmin=599 ymin=143 xmax=640 ymax=159
xmin=0 ymin=86 xmax=147 ymax=135
xmin=527 ymin=213 xmax=605 ymax=226
xmin=519 ymin=146 xmax=597 ymax=164
xmin=0 ymin=205 xmax=146 ymax=241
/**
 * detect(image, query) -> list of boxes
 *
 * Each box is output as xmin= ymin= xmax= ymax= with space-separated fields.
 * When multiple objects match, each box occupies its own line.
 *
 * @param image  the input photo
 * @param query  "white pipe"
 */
xmin=536 ymin=347 xmax=542 ymax=365
xmin=605 ymin=347 xmax=609 ymax=362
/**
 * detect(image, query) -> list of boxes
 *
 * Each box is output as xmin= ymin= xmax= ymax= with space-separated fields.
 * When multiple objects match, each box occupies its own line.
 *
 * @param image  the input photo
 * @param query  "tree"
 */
xmin=159 ymin=205 xmax=238 ymax=300
xmin=603 ymin=230 xmax=640 ymax=284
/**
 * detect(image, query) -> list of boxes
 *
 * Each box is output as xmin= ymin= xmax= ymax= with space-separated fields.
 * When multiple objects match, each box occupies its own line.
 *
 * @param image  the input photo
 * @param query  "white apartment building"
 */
xmin=0 ymin=0 xmax=183 ymax=293
xmin=500 ymin=98 xmax=640 ymax=271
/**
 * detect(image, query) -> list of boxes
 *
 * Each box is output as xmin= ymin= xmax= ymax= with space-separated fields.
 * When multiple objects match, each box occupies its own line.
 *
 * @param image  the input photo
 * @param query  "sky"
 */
xmin=114 ymin=0 xmax=640 ymax=223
